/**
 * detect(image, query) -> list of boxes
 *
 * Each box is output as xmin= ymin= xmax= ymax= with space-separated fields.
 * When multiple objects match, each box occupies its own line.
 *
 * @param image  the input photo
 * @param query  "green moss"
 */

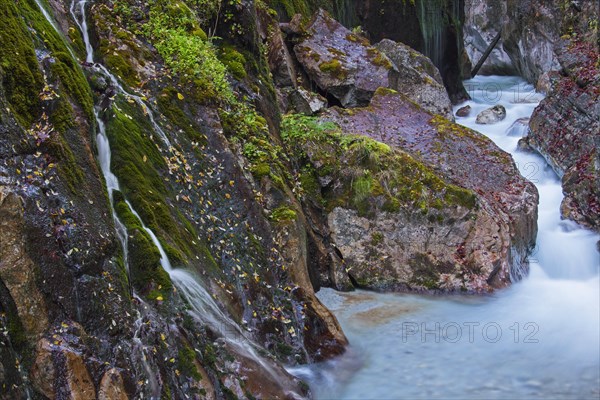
xmin=50 ymin=52 xmax=94 ymax=119
xmin=346 ymin=33 xmax=370 ymax=46
xmin=374 ymin=87 xmax=398 ymax=97
xmin=178 ymin=346 xmax=201 ymax=380
xmin=270 ymin=205 xmax=297 ymax=222
xmin=47 ymin=134 xmax=85 ymax=194
xmin=366 ymin=48 xmax=393 ymax=69
xmin=144 ymin=4 xmax=234 ymax=103
xmin=370 ymin=232 xmax=384 ymax=246
xmin=113 ymin=191 xmax=173 ymax=299
xmin=319 ymin=59 xmax=346 ymax=77
xmin=218 ymin=45 xmax=247 ymax=80
xmin=104 ymin=51 xmax=140 ymax=88
xmin=105 ymin=98 xmax=195 ymax=259
xmin=282 ymin=113 xmax=479 ymax=216
xmin=157 ymin=88 xmax=205 ymax=142
xmin=250 ymin=163 xmax=271 ymax=179
xmin=0 ymin=0 xmax=44 ymax=126
xmin=49 ymin=98 xmax=75 ymax=134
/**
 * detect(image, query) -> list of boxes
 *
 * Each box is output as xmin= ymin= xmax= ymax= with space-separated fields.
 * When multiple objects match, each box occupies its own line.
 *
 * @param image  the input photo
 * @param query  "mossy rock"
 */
xmin=113 ymin=191 xmax=173 ymax=299
xmin=104 ymin=97 xmax=195 ymax=259
xmin=282 ymin=114 xmax=479 ymax=217
xmin=0 ymin=0 xmax=44 ymax=126
xmin=218 ymin=45 xmax=247 ymax=80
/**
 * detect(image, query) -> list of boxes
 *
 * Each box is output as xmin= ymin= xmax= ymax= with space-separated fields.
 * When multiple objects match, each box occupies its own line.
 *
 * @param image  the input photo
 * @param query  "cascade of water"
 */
xmin=68 ymin=0 xmax=295 ymax=389
xmin=416 ymin=0 xmax=444 ymax=67
xmin=33 ymin=0 xmax=77 ymax=60
xmin=68 ymin=2 xmax=170 ymax=145
xmin=293 ymin=76 xmax=600 ymax=399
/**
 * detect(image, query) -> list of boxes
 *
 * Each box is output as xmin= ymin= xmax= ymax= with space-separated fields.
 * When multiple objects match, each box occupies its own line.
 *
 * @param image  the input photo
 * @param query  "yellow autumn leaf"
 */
xmin=177 ymin=92 xmax=184 ymax=100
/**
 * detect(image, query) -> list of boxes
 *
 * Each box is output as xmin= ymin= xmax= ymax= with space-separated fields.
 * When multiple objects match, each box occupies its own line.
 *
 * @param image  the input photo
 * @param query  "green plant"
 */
xmin=144 ymin=5 xmax=233 ymax=103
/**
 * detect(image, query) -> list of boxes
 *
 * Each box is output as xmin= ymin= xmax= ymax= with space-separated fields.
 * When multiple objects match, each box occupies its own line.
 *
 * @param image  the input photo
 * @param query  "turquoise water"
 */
xmin=291 ymin=76 xmax=600 ymax=400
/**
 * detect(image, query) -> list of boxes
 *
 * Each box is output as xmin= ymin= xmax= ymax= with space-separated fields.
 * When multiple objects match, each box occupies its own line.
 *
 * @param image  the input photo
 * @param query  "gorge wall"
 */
xmin=1 ymin=0 xmax=592 ymax=398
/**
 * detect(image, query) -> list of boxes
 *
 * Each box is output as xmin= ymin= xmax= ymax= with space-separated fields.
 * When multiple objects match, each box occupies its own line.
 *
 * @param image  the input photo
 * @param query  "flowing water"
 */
xmin=292 ymin=76 xmax=600 ymax=399
xmin=66 ymin=1 xmax=298 ymax=395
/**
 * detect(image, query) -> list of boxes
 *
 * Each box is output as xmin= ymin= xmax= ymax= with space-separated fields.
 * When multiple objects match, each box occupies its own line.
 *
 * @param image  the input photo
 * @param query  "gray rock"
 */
xmin=288 ymin=87 xmax=327 ymax=115
xmin=476 ymin=104 xmax=506 ymax=124
xmin=293 ymin=10 xmax=393 ymax=107
xmin=463 ymin=0 xmax=516 ymax=76
xmin=456 ymin=105 xmax=471 ymax=117
xmin=375 ymin=39 xmax=454 ymax=120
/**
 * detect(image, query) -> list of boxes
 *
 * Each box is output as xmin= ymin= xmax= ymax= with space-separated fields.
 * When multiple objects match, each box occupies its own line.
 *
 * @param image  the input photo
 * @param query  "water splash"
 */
xmin=68 ymin=0 xmax=297 ymax=393
xmin=295 ymin=76 xmax=600 ymax=399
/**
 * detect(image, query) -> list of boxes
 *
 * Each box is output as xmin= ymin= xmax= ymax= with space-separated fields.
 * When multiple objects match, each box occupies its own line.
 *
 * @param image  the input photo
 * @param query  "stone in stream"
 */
xmin=456 ymin=105 xmax=472 ymax=117
xmin=476 ymin=104 xmax=507 ymax=124
xmin=506 ymin=117 xmax=530 ymax=137
xmin=291 ymin=89 xmax=538 ymax=292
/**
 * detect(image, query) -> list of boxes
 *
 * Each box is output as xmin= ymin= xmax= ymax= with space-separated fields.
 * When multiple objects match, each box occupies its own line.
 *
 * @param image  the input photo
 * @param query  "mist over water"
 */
xmin=291 ymin=76 xmax=600 ymax=399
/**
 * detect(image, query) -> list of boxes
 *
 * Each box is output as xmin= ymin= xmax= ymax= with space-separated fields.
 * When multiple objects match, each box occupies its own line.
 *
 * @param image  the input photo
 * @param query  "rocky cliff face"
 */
xmin=463 ymin=0 xmax=599 ymax=234
xmin=0 ymin=0 xmax=345 ymax=398
xmin=0 ymin=0 xmax=541 ymax=398
xmin=464 ymin=0 xmax=598 ymax=85
xmin=528 ymin=39 xmax=600 ymax=232
xmin=463 ymin=0 xmax=515 ymax=76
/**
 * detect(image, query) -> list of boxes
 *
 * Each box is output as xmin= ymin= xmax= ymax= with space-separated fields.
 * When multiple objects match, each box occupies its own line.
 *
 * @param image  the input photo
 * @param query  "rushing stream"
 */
xmin=293 ymin=76 xmax=600 ymax=399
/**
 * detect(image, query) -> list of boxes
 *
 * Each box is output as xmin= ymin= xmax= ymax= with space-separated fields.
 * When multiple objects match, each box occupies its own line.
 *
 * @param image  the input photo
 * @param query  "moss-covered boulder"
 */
xmin=293 ymin=9 xmax=394 ymax=107
xmin=302 ymin=88 xmax=538 ymax=290
xmin=283 ymin=113 xmax=534 ymax=292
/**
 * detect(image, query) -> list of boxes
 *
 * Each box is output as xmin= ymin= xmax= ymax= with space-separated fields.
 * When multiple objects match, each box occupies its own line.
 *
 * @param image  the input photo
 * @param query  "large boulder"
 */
xmin=313 ymin=89 xmax=538 ymax=291
xmin=293 ymin=9 xmax=394 ymax=107
xmin=529 ymin=39 xmax=600 ymax=231
xmin=375 ymin=39 xmax=454 ymax=120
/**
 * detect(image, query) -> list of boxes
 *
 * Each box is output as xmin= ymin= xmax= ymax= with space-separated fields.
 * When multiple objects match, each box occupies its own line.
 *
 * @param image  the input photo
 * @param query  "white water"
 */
xmin=66 ymin=1 xmax=297 ymax=394
xmin=292 ymin=76 xmax=600 ymax=399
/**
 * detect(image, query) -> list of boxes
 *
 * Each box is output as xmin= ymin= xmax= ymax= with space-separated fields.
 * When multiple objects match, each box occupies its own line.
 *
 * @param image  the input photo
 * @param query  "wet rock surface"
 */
xmin=476 ymin=104 xmax=507 ymax=124
xmin=293 ymin=9 xmax=393 ymax=107
xmin=529 ymin=39 xmax=600 ymax=231
xmin=375 ymin=39 xmax=454 ymax=120
xmin=284 ymin=89 xmax=538 ymax=292
xmin=456 ymin=105 xmax=471 ymax=117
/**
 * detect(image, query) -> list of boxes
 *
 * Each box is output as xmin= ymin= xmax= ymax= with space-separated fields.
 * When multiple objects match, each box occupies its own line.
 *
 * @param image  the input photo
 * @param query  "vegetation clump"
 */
xmin=281 ymin=114 xmax=478 ymax=216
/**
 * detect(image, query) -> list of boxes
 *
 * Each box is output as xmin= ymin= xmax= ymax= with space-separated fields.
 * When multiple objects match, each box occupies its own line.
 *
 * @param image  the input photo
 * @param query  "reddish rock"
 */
xmin=456 ymin=105 xmax=471 ymax=117
xmin=293 ymin=9 xmax=393 ymax=107
xmin=529 ymin=39 xmax=600 ymax=231
xmin=321 ymin=89 xmax=538 ymax=288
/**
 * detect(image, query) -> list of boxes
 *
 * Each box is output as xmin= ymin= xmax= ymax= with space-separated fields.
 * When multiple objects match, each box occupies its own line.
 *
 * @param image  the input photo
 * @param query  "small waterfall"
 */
xmin=67 ymin=0 xmax=296 ymax=392
xmin=33 ymin=0 xmax=76 ymax=59
xmin=132 ymin=298 xmax=161 ymax=398
xmin=416 ymin=0 xmax=445 ymax=67
xmin=69 ymin=2 xmax=170 ymax=145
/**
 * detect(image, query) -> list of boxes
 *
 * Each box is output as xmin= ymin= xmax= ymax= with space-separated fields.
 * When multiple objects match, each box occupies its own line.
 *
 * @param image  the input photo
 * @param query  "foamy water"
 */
xmin=291 ymin=76 xmax=600 ymax=399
